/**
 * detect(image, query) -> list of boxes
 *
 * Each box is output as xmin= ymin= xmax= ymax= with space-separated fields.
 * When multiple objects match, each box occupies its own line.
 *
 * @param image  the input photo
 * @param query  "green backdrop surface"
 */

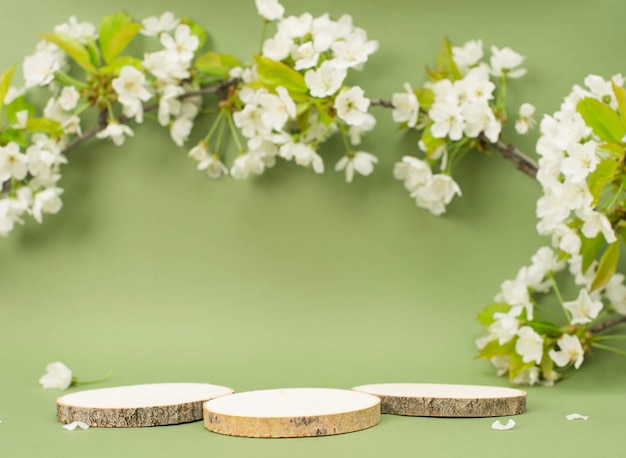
xmin=1 ymin=0 xmax=625 ymax=456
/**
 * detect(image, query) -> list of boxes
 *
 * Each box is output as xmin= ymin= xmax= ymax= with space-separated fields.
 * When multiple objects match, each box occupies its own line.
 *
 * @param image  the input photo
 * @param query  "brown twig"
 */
xmin=590 ymin=316 xmax=626 ymax=335
xmin=484 ymin=136 xmax=538 ymax=179
xmin=1 ymin=77 xmax=239 ymax=196
xmin=370 ymin=97 xmax=539 ymax=180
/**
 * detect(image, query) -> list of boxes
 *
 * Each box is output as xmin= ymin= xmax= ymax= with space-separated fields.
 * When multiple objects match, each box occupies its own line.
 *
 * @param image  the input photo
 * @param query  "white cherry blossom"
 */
xmin=32 ymin=187 xmax=63 ymax=223
xmin=141 ymin=12 xmax=179 ymax=37
xmin=549 ymin=334 xmax=584 ymax=369
xmin=334 ymin=86 xmax=370 ymax=126
xmin=160 ymin=24 xmax=199 ymax=63
xmin=490 ymin=46 xmax=526 ymax=78
xmin=392 ymin=82 xmax=419 ymax=128
xmin=96 ymin=121 xmax=134 ymax=146
xmin=304 ymin=60 xmax=347 ymax=98
xmin=515 ymin=326 xmax=543 ymax=365
xmin=563 ymin=288 xmax=603 ymax=325
xmin=335 ymin=152 xmax=378 ymax=183
xmin=39 ymin=361 xmax=73 ymax=390
xmin=255 ymin=0 xmax=285 ymax=21
xmin=0 ymin=142 xmax=28 ymax=182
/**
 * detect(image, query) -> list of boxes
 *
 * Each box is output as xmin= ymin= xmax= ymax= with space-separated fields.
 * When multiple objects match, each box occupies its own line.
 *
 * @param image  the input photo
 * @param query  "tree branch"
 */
xmin=370 ymin=97 xmax=539 ymax=180
xmin=590 ymin=316 xmax=626 ymax=335
xmin=484 ymin=135 xmax=538 ymax=179
xmin=1 ymin=77 xmax=240 ymax=196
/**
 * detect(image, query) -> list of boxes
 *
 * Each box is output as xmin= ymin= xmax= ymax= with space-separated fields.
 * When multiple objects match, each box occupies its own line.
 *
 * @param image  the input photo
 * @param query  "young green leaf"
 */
xmin=5 ymin=96 xmax=36 ymax=124
xmin=415 ymin=87 xmax=433 ymax=111
xmin=0 ymin=128 xmax=25 ymax=146
xmin=40 ymin=33 xmax=96 ymax=73
xmin=103 ymin=22 xmax=142 ymax=64
xmin=195 ymin=51 xmax=240 ymax=77
xmin=591 ymin=241 xmax=620 ymax=291
xmin=99 ymin=12 xmax=132 ymax=61
xmin=587 ymin=157 xmax=619 ymax=204
xmin=477 ymin=302 xmax=511 ymax=326
xmin=580 ymin=232 xmax=605 ymax=273
xmin=254 ymin=55 xmax=308 ymax=95
xmin=612 ymin=82 xmax=626 ymax=129
xmin=100 ymin=56 xmax=143 ymax=74
xmin=83 ymin=36 xmax=101 ymax=68
xmin=477 ymin=338 xmax=515 ymax=360
xmin=576 ymin=97 xmax=625 ymax=143
xmin=25 ymin=117 xmax=64 ymax=136
xmin=0 ymin=64 xmax=16 ymax=111
xmin=428 ymin=38 xmax=462 ymax=82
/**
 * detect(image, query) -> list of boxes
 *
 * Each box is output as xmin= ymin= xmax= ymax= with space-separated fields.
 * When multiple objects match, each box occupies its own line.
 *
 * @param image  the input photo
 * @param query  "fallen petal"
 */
xmin=63 ymin=421 xmax=90 ymax=431
xmin=491 ymin=419 xmax=516 ymax=431
xmin=566 ymin=413 xmax=589 ymax=421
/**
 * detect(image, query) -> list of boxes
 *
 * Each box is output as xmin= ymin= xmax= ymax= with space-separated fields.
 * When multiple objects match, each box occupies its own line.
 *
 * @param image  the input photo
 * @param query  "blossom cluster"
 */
xmin=476 ymin=74 xmax=626 ymax=385
xmin=390 ymin=39 xmax=534 ymax=215
xmin=187 ymin=0 xmax=379 ymax=182
xmin=0 ymin=12 xmax=207 ymax=236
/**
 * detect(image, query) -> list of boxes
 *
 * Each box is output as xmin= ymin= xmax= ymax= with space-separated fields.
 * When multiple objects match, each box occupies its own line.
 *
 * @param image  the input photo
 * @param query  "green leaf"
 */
xmin=254 ymin=55 xmax=308 ymax=94
xmin=53 ymin=70 xmax=88 ymax=89
xmin=5 ymin=96 xmax=36 ymax=124
xmin=419 ymin=125 xmax=447 ymax=159
xmin=25 ymin=117 xmax=64 ymax=136
xmin=40 ymin=33 xmax=96 ymax=73
xmin=0 ymin=64 xmax=16 ymax=111
xmin=84 ymin=36 xmax=101 ymax=68
xmin=588 ymin=157 xmax=620 ymax=204
xmin=580 ymin=232 xmax=605 ymax=273
xmin=597 ymin=142 xmax=624 ymax=159
xmin=100 ymin=56 xmax=143 ymax=74
xmin=612 ymin=82 xmax=626 ymax=129
xmin=477 ymin=302 xmax=511 ymax=326
xmin=576 ymin=97 xmax=625 ymax=143
xmin=591 ymin=241 xmax=620 ymax=291
xmin=195 ymin=51 xmax=240 ymax=77
xmin=99 ymin=12 xmax=131 ymax=61
xmin=0 ymin=128 xmax=25 ymax=146
xmin=477 ymin=338 xmax=515 ymax=360
xmin=427 ymin=38 xmax=462 ymax=82
xmin=415 ymin=87 xmax=433 ymax=111
xmin=180 ymin=17 xmax=208 ymax=52
xmin=103 ymin=22 xmax=142 ymax=64
xmin=508 ymin=351 xmax=536 ymax=380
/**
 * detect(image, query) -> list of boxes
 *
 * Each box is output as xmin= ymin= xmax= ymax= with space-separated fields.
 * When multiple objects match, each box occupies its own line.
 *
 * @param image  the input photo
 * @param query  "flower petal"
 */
xmin=491 ymin=419 xmax=515 ymax=430
xmin=63 ymin=421 xmax=90 ymax=431
xmin=565 ymin=413 xmax=588 ymax=420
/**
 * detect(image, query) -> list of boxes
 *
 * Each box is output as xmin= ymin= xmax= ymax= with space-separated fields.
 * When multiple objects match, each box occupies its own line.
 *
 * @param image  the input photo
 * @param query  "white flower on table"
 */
xmin=549 ymin=334 xmax=584 ymax=369
xmin=335 ymin=152 xmax=378 ymax=183
xmin=63 ymin=421 xmax=90 ymax=431
xmin=563 ymin=289 xmax=603 ymax=325
xmin=39 ymin=361 xmax=73 ymax=390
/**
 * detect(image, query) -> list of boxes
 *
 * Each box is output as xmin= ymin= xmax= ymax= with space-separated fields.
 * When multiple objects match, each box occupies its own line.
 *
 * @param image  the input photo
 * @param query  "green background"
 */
xmin=2 ymin=0 xmax=625 ymax=456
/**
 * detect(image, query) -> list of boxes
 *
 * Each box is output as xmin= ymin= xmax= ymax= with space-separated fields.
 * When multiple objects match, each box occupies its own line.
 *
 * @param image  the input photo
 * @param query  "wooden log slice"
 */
xmin=203 ymin=388 xmax=381 ymax=438
xmin=352 ymin=383 xmax=526 ymax=418
xmin=57 ymin=383 xmax=234 ymax=427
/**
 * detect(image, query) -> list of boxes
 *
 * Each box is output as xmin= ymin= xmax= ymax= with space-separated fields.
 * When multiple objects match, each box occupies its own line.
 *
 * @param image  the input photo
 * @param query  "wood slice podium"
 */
xmin=352 ymin=383 xmax=526 ymax=417
xmin=203 ymin=387 xmax=381 ymax=438
xmin=57 ymin=382 xmax=234 ymax=427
